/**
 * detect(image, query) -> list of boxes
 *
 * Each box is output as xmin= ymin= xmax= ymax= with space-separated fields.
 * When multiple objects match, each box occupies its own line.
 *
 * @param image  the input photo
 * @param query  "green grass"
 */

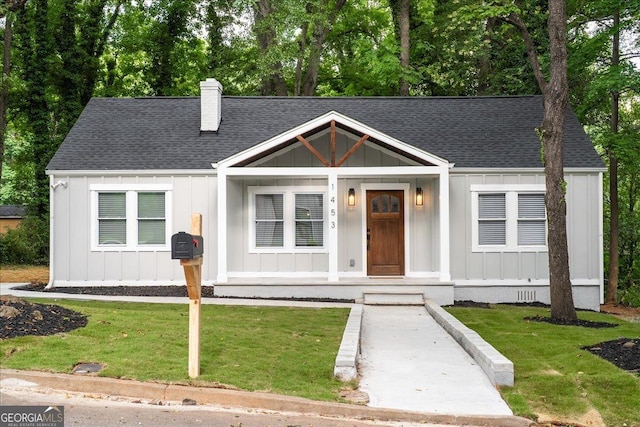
xmin=0 ymin=299 xmax=350 ymax=401
xmin=446 ymin=305 xmax=640 ymax=426
xmin=3 ymin=299 xmax=639 ymax=424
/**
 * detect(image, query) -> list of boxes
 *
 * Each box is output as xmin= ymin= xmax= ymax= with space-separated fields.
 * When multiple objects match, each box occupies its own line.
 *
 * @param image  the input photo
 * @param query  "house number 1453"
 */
xmin=330 ymin=184 xmax=336 ymax=229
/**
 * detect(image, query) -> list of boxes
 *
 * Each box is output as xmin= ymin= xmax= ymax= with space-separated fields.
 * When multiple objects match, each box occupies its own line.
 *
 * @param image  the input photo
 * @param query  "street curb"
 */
xmin=1 ymin=369 xmax=534 ymax=427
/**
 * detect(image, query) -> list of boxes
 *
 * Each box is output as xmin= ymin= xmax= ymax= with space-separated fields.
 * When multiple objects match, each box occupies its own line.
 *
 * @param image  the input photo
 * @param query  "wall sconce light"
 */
xmin=348 ymin=188 xmax=356 ymax=206
xmin=416 ymin=187 xmax=424 ymax=206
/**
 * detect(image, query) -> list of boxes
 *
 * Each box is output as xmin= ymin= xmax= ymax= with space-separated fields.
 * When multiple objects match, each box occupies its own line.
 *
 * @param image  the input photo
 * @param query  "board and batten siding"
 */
xmin=226 ymin=175 xmax=440 ymax=277
xmin=50 ymin=174 xmax=218 ymax=286
xmin=449 ymin=171 xmax=602 ymax=310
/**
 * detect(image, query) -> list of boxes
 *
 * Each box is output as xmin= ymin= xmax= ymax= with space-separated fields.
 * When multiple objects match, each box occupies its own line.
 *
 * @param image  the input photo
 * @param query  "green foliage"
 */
xmin=0 ymin=127 xmax=35 ymax=205
xmin=570 ymin=0 xmax=640 ymax=304
xmin=620 ymin=286 xmax=640 ymax=307
xmin=0 ymin=216 xmax=49 ymax=265
xmin=1 ymin=0 xmax=639 ymax=300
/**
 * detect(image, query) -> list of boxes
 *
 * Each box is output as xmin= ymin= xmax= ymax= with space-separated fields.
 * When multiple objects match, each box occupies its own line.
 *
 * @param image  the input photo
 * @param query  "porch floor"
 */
xmin=222 ymin=277 xmax=452 ymax=286
xmin=215 ymin=277 xmax=455 ymax=305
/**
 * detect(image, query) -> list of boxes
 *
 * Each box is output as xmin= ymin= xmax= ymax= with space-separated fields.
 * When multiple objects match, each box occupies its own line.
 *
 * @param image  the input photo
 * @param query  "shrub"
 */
xmin=0 ymin=216 xmax=49 ymax=265
xmin=620 ymin=284 xmax=640 ymax=308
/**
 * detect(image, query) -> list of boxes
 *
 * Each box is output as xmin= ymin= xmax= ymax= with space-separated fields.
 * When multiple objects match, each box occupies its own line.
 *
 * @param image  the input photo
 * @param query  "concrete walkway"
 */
xmin=358 ymin=305 xmax=513 ymax=416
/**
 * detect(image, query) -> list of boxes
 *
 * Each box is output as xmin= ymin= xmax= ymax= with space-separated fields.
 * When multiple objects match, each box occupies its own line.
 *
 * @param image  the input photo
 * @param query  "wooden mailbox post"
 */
xmin=180 ymin=213 xmax=203 ymax=378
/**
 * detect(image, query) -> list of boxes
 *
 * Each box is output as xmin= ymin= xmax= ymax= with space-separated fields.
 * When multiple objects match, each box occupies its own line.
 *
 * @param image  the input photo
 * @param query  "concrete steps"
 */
xmin=363 ymin=292 xmax=425 ymax=306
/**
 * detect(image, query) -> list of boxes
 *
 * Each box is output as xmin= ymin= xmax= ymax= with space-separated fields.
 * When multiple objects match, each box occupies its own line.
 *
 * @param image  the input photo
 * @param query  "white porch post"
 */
xmin=217 ymin=167 xmax=228 ymax=283
xmin=328 ymin=170 xmax=339 ymax=282
xmin=439 ymin=166 xmax=451 ymax=281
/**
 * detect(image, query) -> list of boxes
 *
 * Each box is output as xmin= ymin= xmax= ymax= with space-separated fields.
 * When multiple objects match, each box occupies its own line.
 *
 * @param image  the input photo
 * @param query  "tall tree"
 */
xmin=389 ymin=0 xmax=410 ymax=95
xmin=504 ymin=0 xmax=577 ymax=320
xmin=297 ymin=0 xmax=346 ymax=96
xmin=147 ymin=0 xmax=196 ymax=95
xmin=12 ymin=0 xmax=123 ymax=215
xmin=570 ymin=0 xmax=640 ymax=305
xmin=606 ymin=9 xmax=620 ymax=303
xmin=253 ymin=0 xmax=287 ymax=95
xmin=0 ymin=0 xmax=28 ymax=187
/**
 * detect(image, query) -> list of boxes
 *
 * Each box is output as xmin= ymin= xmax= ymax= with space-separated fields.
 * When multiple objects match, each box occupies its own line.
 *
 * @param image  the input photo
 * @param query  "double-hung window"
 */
xmin=250 ymin=186 xmax=326 ymax=252
xmin=91 ymin=184 xmax=172 ymax=251
xmin=472 ymin=185 xmax=547 ymax=252
xmin=255 ymin=194 xmax=284 ymax=247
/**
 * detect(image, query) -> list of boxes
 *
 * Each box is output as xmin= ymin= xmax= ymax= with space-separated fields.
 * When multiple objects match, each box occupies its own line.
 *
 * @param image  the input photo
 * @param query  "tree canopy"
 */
xmin=1 ymin=0 xmax=639 ymax=305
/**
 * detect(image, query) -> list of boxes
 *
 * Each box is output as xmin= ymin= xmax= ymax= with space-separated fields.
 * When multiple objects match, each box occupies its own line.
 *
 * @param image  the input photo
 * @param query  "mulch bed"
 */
xmin=523 ymin=314 xmax=618 ymax=329
xmin=584 ymin=338 xmax=640 ymax=375
xmin=0 ymin=295 xmax=88 ymax=339
xmin=14 ymin=283 xmax=217 ymax=298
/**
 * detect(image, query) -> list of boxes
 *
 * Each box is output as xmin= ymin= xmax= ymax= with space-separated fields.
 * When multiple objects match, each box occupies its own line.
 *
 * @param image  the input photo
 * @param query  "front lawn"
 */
xmin=446 ymin=304 xmax=640 ymax=426
xmin=2 ymin=298 xmax=639 ymax=425
xmin=0 ymin=299 xmax=350 ymax=401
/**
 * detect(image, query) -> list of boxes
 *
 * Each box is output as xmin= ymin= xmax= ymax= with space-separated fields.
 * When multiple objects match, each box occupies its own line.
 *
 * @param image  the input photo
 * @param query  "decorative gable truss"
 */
xmin=215 ymin=111 xmax=452 ymax=283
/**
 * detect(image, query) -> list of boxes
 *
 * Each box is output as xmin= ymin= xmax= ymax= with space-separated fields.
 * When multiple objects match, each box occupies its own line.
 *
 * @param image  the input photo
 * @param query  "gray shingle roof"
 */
xmin=0 ymin=205 xmax=26 ymax=218
xmin=46 ymin=95 xmax=603 ymax=171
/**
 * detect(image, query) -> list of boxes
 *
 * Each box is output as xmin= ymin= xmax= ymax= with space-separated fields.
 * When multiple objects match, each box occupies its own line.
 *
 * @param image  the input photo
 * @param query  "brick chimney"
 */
xmin=200 ymin=78 xmax=223 ymax=132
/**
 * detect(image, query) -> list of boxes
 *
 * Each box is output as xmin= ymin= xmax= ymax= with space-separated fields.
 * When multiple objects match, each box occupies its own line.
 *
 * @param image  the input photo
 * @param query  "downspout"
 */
xmin=46 ymin=174 xmax=55 ymax=289
xmin=46 ymin=176 xmax=68 ymax=289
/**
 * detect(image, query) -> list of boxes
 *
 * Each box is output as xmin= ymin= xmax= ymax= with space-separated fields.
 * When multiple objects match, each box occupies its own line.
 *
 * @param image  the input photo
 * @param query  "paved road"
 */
xmin=0 ymin=383 xmax=443 ymax=427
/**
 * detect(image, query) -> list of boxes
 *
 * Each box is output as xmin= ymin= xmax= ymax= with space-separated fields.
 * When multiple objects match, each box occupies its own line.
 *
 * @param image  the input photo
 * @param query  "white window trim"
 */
xmin=248 ymin=186 xmax=327 ymax=253
xmin=471 ymin=184 xmax=547 ymax=253
xmin=90 ymin=184 xmax=172 ymax=252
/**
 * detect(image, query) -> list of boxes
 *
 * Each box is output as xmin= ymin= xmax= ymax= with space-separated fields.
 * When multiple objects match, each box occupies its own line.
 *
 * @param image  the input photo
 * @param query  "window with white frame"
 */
xmin=91 ymin=184 xmax=172 ymax=250
xmin=255 ymin=193 xmax=284 ymax=247
xmin=472 ymin=185 xmax=547 ymax=251
xmin=250 ymin=187 xmax=326 ymax=252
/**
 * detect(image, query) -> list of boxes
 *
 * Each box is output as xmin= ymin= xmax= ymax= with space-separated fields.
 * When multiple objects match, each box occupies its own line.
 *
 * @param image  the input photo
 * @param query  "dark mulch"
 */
xmin=13 ymin=284 xmax=354 ymax=303
xmin=15 ymin=283 xmax=217 ymax=298
xmin=524 ymin=314 xmax=618 ymax=329
xmin=0 ymin=295 xmax=88 ymax=339
xmin=584 ymin=338 xmax=640 ymax=375
xmin=451 ymin=300 xmax=491 ymax=309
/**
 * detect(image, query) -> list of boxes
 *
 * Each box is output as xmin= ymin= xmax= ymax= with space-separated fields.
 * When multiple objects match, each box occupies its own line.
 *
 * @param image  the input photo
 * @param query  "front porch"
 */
xmin=213 ymin=276 xmax=455 ymax=306
xmin=215 ymin=112 xmax=454 ymax=289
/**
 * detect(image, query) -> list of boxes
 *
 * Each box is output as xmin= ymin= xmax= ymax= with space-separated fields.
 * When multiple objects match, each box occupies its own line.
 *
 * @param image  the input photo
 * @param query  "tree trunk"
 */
xmin=299 ymin=0 xmax=346 ymax=96
xmin=544 ymin=0 xmax=577 ymax=321
xmin=0 ymin=14 xmax=12 ymax=186
xmin=254 ymin=0 xmax=288 ymax=96
xmin=1 ymin=0 xmax=28 ymax=185
xmin=606 ymin=9 xmax=620 ymax=304
xmin=505 ymin=0 xmax=577 ymax=320
xmin=477 ymin=17 xmax=497 ymax=95
xmin=390 ymin=0 xmax=410 ymax=95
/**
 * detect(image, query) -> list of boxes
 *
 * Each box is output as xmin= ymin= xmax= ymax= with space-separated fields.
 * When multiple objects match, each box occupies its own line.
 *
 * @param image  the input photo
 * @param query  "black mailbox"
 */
xmin=171 ymin=232 xmax=204 ymax=259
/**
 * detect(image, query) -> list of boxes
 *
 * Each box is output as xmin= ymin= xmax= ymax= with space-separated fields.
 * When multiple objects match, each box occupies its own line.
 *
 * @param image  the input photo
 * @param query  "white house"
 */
xmin=45 ymin=78 xmax=605 ymax=310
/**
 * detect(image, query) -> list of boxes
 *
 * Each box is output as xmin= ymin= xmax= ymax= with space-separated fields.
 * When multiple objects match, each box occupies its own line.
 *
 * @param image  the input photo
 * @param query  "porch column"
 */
xmin=328 ymin=170 xmax=339 ymax=282
xmin=217 ymin=166 xmax=228 ymax=283
xmin=439 ymin=166 xmax=451 ymax=281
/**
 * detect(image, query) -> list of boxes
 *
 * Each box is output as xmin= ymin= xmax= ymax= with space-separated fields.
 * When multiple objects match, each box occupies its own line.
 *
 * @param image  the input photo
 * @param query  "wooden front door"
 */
xmin=367 ymin=190 xmax=405 ymax=276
